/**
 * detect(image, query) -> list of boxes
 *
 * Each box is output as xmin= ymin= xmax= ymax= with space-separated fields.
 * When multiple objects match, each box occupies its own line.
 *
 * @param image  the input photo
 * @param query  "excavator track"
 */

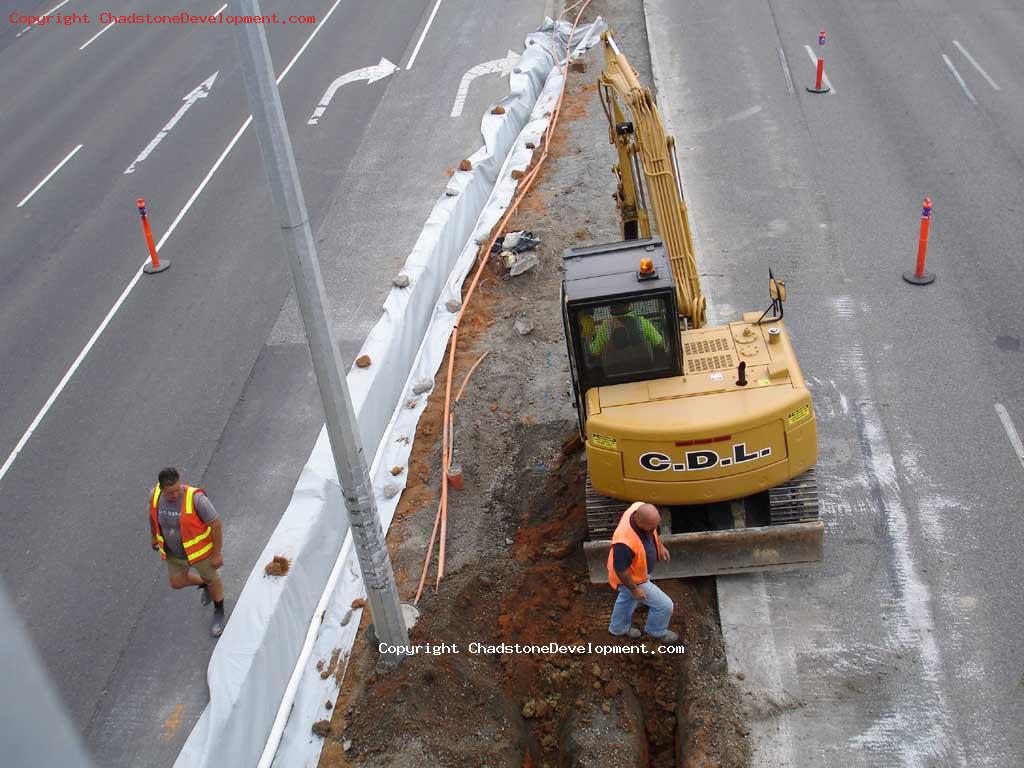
xmin=768 ymin=468 xmax=819 ymax=525
xmin=582 ymin=467 xmax=824 ymax=581
xmin=585 ymin=473 xmax=628 ymax=539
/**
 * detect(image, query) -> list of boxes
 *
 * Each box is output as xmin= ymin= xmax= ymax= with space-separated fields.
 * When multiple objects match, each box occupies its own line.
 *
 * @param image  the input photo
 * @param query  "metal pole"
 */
xmin=0 ymin=580 xmax=97 ymax=768
xmin=230 ymin=0 xmax=409 ymax=663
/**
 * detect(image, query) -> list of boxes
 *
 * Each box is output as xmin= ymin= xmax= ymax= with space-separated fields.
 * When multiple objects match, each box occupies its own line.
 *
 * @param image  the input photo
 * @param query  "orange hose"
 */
xmin=447 ymin=351 xmax=489 ymax=466
xmin=414 ymin=497 xmax=444 ymax=604
xmin=419 ymin=1 xmax=593 ymax=593
xmin=455 ymin=351 xmax=490 ymax=404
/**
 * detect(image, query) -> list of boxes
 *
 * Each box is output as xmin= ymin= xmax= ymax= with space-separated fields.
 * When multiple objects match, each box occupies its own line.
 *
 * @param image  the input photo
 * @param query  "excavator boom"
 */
xmin=599 ymin=33 xmax=705 ymax=328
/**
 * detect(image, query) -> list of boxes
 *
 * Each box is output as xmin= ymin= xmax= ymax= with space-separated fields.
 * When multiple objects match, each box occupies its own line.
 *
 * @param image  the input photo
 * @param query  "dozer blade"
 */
xmin=583 ymin=521 xmax=824 ymax=582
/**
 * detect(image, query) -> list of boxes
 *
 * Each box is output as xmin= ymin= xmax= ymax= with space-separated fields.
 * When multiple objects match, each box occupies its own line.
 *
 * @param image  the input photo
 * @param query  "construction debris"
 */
xmin=392 ymin=274 xmax=411 ymax=288
xmin=508 ymin=251 xmax=540 ymax=276
xmin=513 ymin=316 xmax=534 ymax=336
xmin=263 ymin=555 xmax=291 ymax=577
xmin=491 ymin=230 xmax=541 ymax=254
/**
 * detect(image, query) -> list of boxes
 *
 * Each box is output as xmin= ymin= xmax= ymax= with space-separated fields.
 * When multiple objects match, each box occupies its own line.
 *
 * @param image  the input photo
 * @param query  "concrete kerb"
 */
xmin=173 ymin=20 xmax=600 ymax=768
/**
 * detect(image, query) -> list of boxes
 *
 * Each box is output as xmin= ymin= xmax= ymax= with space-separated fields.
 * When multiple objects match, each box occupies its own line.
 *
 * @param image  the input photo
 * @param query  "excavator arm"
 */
xmin=599 ymin=32 xmax=706 ymax=329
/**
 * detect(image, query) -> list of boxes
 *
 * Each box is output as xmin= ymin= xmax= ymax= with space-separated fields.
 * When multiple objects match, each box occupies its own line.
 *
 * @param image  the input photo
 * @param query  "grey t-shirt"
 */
xmin=153 ymin=489 xmax=218 ymax=559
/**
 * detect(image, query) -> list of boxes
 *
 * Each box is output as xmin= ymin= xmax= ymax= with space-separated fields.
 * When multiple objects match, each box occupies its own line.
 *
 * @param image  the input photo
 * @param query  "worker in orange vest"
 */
xmin=607 ymin=502 xmax=678 ymax=643
xmin=148 ymin=467 xmax=227 ymax=637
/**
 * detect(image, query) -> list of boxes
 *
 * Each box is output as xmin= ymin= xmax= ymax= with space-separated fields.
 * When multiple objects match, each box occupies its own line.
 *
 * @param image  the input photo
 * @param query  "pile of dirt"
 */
xmin=317 ymin=2 xmax=750 ymax=766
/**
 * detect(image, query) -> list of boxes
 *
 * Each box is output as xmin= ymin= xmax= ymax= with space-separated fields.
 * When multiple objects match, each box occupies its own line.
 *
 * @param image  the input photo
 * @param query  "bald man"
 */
xmin=606 ymin=502 xmax=678 ymax=643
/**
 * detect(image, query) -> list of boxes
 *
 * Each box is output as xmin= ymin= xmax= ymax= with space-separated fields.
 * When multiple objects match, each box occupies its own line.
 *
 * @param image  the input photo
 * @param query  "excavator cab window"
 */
xmin=573 ymin=295 xmax=676 ymax=388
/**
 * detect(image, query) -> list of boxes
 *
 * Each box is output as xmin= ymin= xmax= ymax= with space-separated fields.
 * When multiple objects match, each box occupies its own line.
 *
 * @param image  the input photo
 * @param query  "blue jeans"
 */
xmin=608 ymin=581 xmax=674 ymax=637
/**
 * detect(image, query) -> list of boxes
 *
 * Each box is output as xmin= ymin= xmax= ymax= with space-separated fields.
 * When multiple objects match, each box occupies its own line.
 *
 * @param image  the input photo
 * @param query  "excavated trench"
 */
xmin=317 ymin=2 xmax=750 ymax=765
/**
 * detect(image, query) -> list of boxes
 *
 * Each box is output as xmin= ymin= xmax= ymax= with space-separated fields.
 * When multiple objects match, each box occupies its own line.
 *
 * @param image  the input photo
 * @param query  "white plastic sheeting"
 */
xmin=175 ymin=18 xmax=604 ymax=768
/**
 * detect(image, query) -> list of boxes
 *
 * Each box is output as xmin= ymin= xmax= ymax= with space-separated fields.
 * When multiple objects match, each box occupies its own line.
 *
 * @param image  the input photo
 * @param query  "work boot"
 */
xmin=646 ymin=628 xmax=679 ymax=644
xmin=199 ymin=583 xmax=211 ymax=606
xmin=609 ymin=627 xmax=642 ymax=639
xmin=210 ymin=609 xmax=226 ymax=638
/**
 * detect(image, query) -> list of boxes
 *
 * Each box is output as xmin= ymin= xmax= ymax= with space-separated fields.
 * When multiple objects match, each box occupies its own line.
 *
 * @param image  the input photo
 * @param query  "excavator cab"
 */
xmin=562 ymin=239 xmax=681 ymax=400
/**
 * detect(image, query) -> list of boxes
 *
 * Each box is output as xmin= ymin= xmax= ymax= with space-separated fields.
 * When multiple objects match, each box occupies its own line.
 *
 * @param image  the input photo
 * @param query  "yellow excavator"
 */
xmin=562 ymin=33 xmax=823 ymax=581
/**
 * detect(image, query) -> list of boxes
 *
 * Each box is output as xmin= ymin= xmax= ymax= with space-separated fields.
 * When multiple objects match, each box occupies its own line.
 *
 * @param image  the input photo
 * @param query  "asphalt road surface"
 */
xmin=646 ymin=0 xmax=1024 ymax=764
xmin=0 ymin=0 xmax=546 ymax=764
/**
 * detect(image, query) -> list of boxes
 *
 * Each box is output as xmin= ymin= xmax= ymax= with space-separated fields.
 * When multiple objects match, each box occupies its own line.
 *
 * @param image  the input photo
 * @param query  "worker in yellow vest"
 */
xmin=606 ymin=502 xmax=678 ymax=643
xmin=148 ymin=467 xmax=227 ymax=637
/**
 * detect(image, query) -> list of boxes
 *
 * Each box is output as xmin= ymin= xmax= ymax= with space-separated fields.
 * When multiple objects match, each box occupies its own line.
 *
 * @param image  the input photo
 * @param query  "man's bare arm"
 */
xmin=209 ymin=519 xmax=224 ymax=567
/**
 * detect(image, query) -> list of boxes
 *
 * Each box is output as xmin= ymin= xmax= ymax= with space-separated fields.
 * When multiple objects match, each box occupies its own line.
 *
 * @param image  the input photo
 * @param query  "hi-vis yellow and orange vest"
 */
xmin=607 ymin=501 xmax=662 ymax=590
xmin=149 ymin=484 xmax=213 ymax=564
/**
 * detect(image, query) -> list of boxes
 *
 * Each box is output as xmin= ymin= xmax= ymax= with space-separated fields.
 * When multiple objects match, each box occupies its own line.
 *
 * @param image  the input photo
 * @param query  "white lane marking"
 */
xmin=952 ymin=40 xmax=1000 ymax=91
xmin=79 ymin=21 xmax=115 ymax=50
xmin=214 ymin=2 xmax=227 ymax=14
xmin=276 ymin=0 xmax=345 ymax=81
xmin=124 ymin=72 xmax=219 ymax=174
xmin=0 ymin=0 xmax=346 ymax=487
xmin=450 ymin=50 xmax=520 ymax=117
xmin=15 ymin=0 xmax=69 ymax=36
xmin=16 ymin=144 xmax=83 ymax=208
xmin=405 ymin=0 xmax=444 ymax=70
xmin=778 ymin=46 xmax=794 ymax=95
xmin=856 ymin=399 xmax=965 ymax=763
xmin=725 ymin=104 xmax=762 ymax=122
xmin=994 ymin=404 xmax=1024 ymax=471
xmin=942 ymin=54 xmax=977 ymax=104
xmin=307 ymin=58 xmax=398 ymax=125
xmin=803 ymin=44 xmax=835 ymax=94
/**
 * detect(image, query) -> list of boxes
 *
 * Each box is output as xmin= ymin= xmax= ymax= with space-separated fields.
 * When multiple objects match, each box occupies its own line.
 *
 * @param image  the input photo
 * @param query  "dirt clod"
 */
xmin=458 ymin=159 xmax=472 ymax=171
xmin=351 ymin=598 xmax=366 ymax=610
xmin=264 ymin=555 xmax=290 ymax=577
xmin=355 ymin=355 xmax=371 ymax=368
xmin=312 ymin=720 xmax=332 ymax=738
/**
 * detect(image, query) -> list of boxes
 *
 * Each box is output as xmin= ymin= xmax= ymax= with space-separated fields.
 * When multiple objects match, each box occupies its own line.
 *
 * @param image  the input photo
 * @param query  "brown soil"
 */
xmin=264 ymin=555 xmax=291 ymax=577
xmin=317 ymin=3 xmax=749 ymax=766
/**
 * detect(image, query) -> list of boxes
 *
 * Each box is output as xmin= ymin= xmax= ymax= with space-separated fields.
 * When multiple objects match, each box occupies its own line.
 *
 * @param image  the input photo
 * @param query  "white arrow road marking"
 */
xmin=124 ymin=72 xmax=219 ymax=174
xmin=306 ymin=57 xmax=398 ymax=125
xmin=17 ymin=144 xmax=82 ymax=208
xmin=450 ymin=50 xmax=520 ymax=117
xmin=15 ymin=0 xmax=69 ymax=37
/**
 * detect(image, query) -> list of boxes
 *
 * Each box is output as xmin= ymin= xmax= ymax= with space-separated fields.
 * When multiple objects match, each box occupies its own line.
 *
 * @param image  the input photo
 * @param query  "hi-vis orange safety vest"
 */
xmin=607 ymin=501 xmax=662 ymax=590
xmin=149 ymin=485 xmax=213 ymax=564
